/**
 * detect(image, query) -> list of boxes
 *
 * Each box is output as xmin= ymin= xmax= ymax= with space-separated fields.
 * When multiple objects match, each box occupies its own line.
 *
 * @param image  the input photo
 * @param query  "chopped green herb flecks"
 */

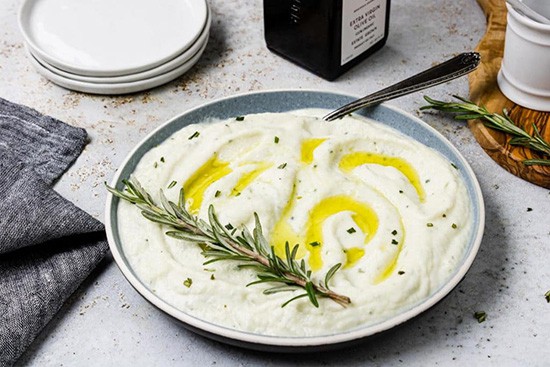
xmin=474 ymin=311 xmax=487 ymax=323
xmin=168 ymin=180 xmax=177 ymax=189
xmin=451 ymin=163 xmax=458 ymax=170
xmin=427 ymin=223 xmax=434 ymax=227
xmin=391 ymin=230 xmax=398 ymax=236
xmin=215 ymin=190 xmax=221 ymax=197
xmin=452 ymin=223 xmax=457 ymax=229
xmin=153 ymin=162 xmax=158 ymax=168
xmin=210 ymin=274 xmax=215 ymax=280
xmin=274 ymin=136 xmax=279 ymax=143
xmin=399 ymin=190 xmax=404 ymax=194
xmin=398 ymin=271 xmax=405 ymax=275
xmin=391 ymin=239 xmax=398 ymax=245
xmin=188 ymin=131 xmax=200 ymax=140
xmin=527 ymin=207 xmax=533 ymax=212
xmin=442 ymin=213 xmax=447 ymax=218
xmin=225 ymin=223 xmax=234 ymax=230
xmin=235 ymin=116 xmax=245 ymax=121
xmin=278 ymin=163 xmax=287 ymax=169
xmin=160 ymin=157 xmax=165 ymax=163
xmin=347 ymin=227 xmax=356 ymax=234
xmin=310 ymin=241 xmax=321 ymax=247
xmin=545 ymin=290 xmax=550 ymax=303
xmin=183 ymin=278 xmax=193 ymax=288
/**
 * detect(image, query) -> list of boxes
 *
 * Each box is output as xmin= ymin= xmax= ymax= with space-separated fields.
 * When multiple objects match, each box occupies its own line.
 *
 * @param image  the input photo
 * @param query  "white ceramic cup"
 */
xmin=523 ymin=0 xmax=550 ymax=20
xmin=497 ymin=3 xmax=550 ymax=111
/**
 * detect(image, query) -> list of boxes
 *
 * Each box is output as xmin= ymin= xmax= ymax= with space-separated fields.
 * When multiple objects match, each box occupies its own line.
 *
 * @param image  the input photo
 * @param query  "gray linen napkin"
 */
xmin=0 ymin=97 xmax=109 ymax=366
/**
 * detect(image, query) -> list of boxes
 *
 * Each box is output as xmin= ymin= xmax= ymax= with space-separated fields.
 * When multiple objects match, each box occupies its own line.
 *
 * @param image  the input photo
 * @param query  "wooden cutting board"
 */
xmin=468 ymin=0 xmax=550 ymax=188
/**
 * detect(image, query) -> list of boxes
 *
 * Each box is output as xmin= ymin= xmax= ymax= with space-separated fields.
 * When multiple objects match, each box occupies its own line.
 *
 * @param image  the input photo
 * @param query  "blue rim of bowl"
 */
xmin=105 ymin=89 xmax=485 ymax=349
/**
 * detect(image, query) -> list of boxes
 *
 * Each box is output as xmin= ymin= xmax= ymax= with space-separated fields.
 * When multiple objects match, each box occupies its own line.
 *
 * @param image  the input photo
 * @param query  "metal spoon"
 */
xmin=323 ymin=52 xmax=481 ymax=121
xmin=506 ymin=0 xmax=550 ymax=25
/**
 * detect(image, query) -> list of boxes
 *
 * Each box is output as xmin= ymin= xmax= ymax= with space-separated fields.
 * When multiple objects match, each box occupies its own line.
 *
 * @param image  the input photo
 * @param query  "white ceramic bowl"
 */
xmin=498 ymin=3 xmax=550 ymax=111
xmin=19 ymin=0 xmax=208 ymax=77
xmin=105 ymin=90 xmax=485 ymax=352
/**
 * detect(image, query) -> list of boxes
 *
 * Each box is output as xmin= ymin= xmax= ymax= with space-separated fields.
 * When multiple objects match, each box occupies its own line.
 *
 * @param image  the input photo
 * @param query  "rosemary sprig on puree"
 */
xmin=106 ymin=177 xmax=351 ymax=308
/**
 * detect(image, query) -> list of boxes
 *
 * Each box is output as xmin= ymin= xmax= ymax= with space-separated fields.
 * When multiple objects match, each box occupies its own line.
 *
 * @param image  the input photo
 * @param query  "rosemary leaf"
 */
xmin=166 ymin=231 xmax=212 ymax=243
xmin=289 ymin=243 xmax=300 ymax=273
xmin=523 ymin=159 xmax=550 ymax=166
xmin=203 ymin=255 xmax=250 ymax=265
xmin=141 ymin=211 xmax=177 ymax=227
xmin=305 ymin=281 xmax=319 ymax=308
xmin=263 ymin=286 xmax=298 ymax=295
xmin=324 ymin=263 xmax=342 ymax=291
xmin=281 ymin=293 xmax=309 ymax=308
xmin=284 ymin=242 xmax=293 ymax=271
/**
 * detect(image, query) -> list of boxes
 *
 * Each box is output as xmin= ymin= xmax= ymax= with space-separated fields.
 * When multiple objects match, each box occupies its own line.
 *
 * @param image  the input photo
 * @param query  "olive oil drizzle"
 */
xmin=183 ymin=156 xmax=232 ymax=214
xmin=182 ymin=137 xmax=413 ymax=279
xmin=231 ymin=162 xmax=273 ymax=196
xmin=339 ymin=151 xmax=426 ymax=202
xmin=304 ymin=195 xmax=379 ymax=270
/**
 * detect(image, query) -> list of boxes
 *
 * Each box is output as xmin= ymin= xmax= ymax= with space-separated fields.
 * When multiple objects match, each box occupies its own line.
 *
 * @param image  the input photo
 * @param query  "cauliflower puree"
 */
xmin=117 ymin=110 xmax=472 ymax=336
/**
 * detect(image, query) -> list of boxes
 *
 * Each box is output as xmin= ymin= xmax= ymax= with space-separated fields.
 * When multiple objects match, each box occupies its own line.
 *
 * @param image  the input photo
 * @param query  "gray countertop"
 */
xmin=1 ymin=0 xmax=549 ymax=365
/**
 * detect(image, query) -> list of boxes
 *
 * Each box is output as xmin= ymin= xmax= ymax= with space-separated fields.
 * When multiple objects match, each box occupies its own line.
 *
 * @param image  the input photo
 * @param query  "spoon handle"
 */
xmin=323 ymin=52 xmax=481 ymax=121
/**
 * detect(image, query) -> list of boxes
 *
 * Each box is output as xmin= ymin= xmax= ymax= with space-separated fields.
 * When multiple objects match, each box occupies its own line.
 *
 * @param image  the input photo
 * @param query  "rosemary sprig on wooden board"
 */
xmin=106 ymin=177 xmax=351 ymax=308
xmin=421 ymin=95 xmax=550 ymax=166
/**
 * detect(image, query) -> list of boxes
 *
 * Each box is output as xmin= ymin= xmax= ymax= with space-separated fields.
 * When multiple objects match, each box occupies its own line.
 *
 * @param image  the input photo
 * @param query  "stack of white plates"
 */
xmin=18 ymin=0 xmax=210 ymax=94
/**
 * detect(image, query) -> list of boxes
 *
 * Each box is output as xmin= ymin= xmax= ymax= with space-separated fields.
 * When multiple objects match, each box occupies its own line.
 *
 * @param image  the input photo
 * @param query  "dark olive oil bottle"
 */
xmin=264 ymin=0 xmax=391 ymax=80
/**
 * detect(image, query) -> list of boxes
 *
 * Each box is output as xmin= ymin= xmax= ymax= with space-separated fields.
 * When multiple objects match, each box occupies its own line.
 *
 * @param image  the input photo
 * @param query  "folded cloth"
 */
xmin=0 ymin=97 xmax=109 ymax=366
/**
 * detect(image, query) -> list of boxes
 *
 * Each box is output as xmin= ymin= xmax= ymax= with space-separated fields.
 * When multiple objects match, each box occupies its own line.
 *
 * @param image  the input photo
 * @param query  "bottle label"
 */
xmin=341 ymin=0 xmax=387 ymax=66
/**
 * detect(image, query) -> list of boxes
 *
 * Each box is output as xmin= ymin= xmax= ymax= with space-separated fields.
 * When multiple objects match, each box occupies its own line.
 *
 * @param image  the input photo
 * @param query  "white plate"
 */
xmin=19 ymin=0 xmax=207 ymax=77
xmin=28 ymin=7 xmax=211 ymax=84
xmin=105 ymin=90 xmax=485 ymax=352
xmin=28 ymin=36 xmax=208 ymax=95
